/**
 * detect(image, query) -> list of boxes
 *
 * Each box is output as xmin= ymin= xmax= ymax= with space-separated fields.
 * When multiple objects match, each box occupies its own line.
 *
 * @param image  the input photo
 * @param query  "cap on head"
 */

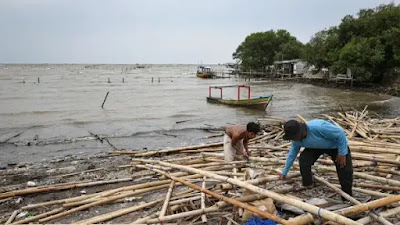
xmin=247 ymin=122 xmax=260 ymax=133
xmin=283 ymin=120 xmax=306 ymax=140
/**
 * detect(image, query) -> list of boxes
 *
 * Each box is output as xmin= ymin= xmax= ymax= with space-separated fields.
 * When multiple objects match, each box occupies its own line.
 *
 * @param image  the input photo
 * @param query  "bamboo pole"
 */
xmin=296 ymin=114 xmax=307 ymax=123
xmin=287 ymin=213 xmax=314 ymax=225
xmin=350 ymin=146 xmax=400 ymax=155
xmin=134 ymin=159 xmax=361 ymax=225
xmin=349 ymin=106 xmax=369 ymax=139
xmin=336 ymin=195 xmax=400 ymax=216
xmin=0 ymin=177 xmax=133 ymax=199
xmin=76 ymin=188 xmax=192 ymax=225
xmin=159 ymin=181 xmax=175 ymax=217
xmin=131 ymin=212 xmax=160 ymax=224
xmin=322 ymin=114 xmax=351 ymax=136
xmin=201 ymin=176 xmax=207 ymax=224
xmin=142 ymin=192 xmax=302 ymax=224
xmin=56 ymin=167 xmax=104 ymax=178
xmin=10 ymin=208 xmax=64 ymax=225
xmin=352 ymin=155 xmax=400 ymax=166
xmin=138 ymin=165 xmax=290 ymax=225
xmin=314 ymin=176 xmax=393 ymax=225
xmin=63 ymin=191 xmax=143 ymax=208
xmin=21 ymin=192 xmax=99 ymax=210
xmin=338 ymin=185 xmax=393 ymax=198
xmin=353 ymin=183 xmax=400 ymax=192
xmin=5 ymin=210 xmax=18 ymax=225
xmin=77 ymin=199 xmax=164 ymax=224
xmin=386 ymin=155 xmax=400 ymax=179
xmin=357 ymin=205 xmax=400 ymax=224
xmin=319 ymin=165 xmax=400 ymax=187
xmin=85 ymin=172 xmax=199 ymax=200
xmin=170 ymin=196 xmax=201 ymax=205
xmin=39 ymin=174 xmax=201 ymax=223
xmin=114 ymin=142 xmax=223 ymax=157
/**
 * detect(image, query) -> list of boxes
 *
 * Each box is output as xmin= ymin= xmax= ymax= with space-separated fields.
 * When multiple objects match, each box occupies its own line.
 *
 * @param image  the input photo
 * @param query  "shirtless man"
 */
xmin=224 ymin=122 xmax=260 ymax=161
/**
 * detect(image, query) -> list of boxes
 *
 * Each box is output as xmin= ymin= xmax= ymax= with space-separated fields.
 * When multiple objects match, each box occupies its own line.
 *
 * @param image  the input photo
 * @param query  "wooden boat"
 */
xmin=206 ymin=85 xmax=273 ymax=109
xmin=196 ymin=66 xmax=215 ymax=78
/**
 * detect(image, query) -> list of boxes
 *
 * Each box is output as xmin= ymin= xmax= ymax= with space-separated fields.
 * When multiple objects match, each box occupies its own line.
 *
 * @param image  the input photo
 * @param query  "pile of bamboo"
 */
xmin=1 ymin=106 xmax=399 ymax=224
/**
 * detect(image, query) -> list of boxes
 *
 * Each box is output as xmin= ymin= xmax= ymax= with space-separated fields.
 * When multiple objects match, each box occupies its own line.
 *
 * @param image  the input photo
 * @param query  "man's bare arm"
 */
xmin=243 ymin=138 xmax=250 ymax=157
xmin=231 ymin=132 xmax=240 ymax=147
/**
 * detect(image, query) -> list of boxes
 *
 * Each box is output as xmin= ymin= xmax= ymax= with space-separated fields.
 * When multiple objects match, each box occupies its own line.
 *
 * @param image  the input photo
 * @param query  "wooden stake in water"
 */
xmin=101 ymin=92 xmax=110 ymax=109
xmin=122 ymin=78 xmax=125 ymax=83
xmin=108 ymin=78 xmax=111 ymax=83
xmin=38 ymin=77 xmax=40 ymax=83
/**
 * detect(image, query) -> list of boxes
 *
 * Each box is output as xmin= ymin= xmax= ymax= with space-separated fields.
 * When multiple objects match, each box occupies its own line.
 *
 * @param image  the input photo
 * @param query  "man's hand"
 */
xmin=279 ymin=174 xmax=286 ymax=180
xmin=242 ymin=149 xmax=250 ymax=159
xmin=337 ymin=155 xmax=346 ymax=168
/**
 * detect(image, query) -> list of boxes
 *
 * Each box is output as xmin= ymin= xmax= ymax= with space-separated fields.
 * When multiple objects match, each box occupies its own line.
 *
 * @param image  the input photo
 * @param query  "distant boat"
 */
xmin=196 ymin=66 xmax=215 ymax=78
xmin=206 ymin=85 xmax=273 ymax=109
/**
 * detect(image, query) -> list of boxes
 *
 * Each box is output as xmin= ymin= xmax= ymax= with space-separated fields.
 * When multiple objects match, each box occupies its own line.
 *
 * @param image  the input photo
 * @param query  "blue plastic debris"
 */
xmin=246 ymin=218 xmax=278 ymax=225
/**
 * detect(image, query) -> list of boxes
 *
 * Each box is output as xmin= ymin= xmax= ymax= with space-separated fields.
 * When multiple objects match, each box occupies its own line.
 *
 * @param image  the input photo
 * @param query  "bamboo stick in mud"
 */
xmin=101 ymin=91 xmax=109 ymax=108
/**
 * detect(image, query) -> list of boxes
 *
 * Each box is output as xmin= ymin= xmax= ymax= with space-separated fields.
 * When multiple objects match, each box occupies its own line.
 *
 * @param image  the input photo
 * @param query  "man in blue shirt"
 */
xmin=279 ymin=119 xmax=353 ymax=196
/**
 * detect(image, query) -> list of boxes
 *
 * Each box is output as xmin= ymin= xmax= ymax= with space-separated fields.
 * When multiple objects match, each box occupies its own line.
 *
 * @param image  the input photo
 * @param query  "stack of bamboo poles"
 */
xmin=1 ymin=106 xmax=400 ymax=224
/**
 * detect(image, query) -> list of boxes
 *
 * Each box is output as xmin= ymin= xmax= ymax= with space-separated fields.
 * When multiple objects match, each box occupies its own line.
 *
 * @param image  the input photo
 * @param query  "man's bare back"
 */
xmin=225 ymin=125 xmax=247 ymax=140
xmin=223 ymin=122 xmax=260 ymax=161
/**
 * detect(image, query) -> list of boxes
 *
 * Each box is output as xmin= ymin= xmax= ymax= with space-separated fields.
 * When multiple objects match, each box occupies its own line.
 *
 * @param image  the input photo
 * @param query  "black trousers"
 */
xmin=299 ymin=148 xmax=353 ymax=196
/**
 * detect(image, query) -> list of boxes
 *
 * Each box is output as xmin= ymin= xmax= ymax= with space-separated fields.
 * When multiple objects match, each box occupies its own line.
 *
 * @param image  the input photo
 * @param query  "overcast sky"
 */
xmin=0 ymin=0 xmax=398 ymax=64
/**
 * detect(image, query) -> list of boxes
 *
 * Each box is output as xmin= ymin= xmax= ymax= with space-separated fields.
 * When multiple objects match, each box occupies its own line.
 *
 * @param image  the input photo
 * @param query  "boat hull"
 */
xmin=207 ymin=96 xmax=272 ymax=109
xmin=197 ymin=73 xmax=214 ymax=78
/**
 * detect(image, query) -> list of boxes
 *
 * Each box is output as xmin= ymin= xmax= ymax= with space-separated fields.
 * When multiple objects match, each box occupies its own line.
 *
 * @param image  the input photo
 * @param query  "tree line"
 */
xmin=233 ymin=3 xmax=400 ymax=84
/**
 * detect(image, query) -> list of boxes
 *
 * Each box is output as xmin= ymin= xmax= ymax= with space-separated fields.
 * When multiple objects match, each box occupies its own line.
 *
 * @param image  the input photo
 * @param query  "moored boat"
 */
xmin=206 ymin=85 xmax=273 ymax=109
xmin=196 ymin=66 xmax=215 ymax=78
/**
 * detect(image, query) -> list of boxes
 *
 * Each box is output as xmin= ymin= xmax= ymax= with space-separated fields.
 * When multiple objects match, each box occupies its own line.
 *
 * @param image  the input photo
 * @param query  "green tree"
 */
xmin=303 ymin=3 xmax=400 ymax=84
xmin=233 ymin=30 xmax=303 ymax=71
xmin=302 ymin=27 xmax=340 ymax=70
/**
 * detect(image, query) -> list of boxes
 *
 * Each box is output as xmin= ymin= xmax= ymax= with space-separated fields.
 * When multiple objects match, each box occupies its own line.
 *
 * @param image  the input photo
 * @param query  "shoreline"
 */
xmin=1 ymin=109 xmax=399 ymax=224
xmin=269 ymin=77 xmax=400 ymax=97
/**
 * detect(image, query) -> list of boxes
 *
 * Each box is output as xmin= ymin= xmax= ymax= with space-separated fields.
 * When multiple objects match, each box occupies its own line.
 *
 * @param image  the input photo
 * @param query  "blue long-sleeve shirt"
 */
xmin=281 ymin=119 xmax=348 ymax=176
